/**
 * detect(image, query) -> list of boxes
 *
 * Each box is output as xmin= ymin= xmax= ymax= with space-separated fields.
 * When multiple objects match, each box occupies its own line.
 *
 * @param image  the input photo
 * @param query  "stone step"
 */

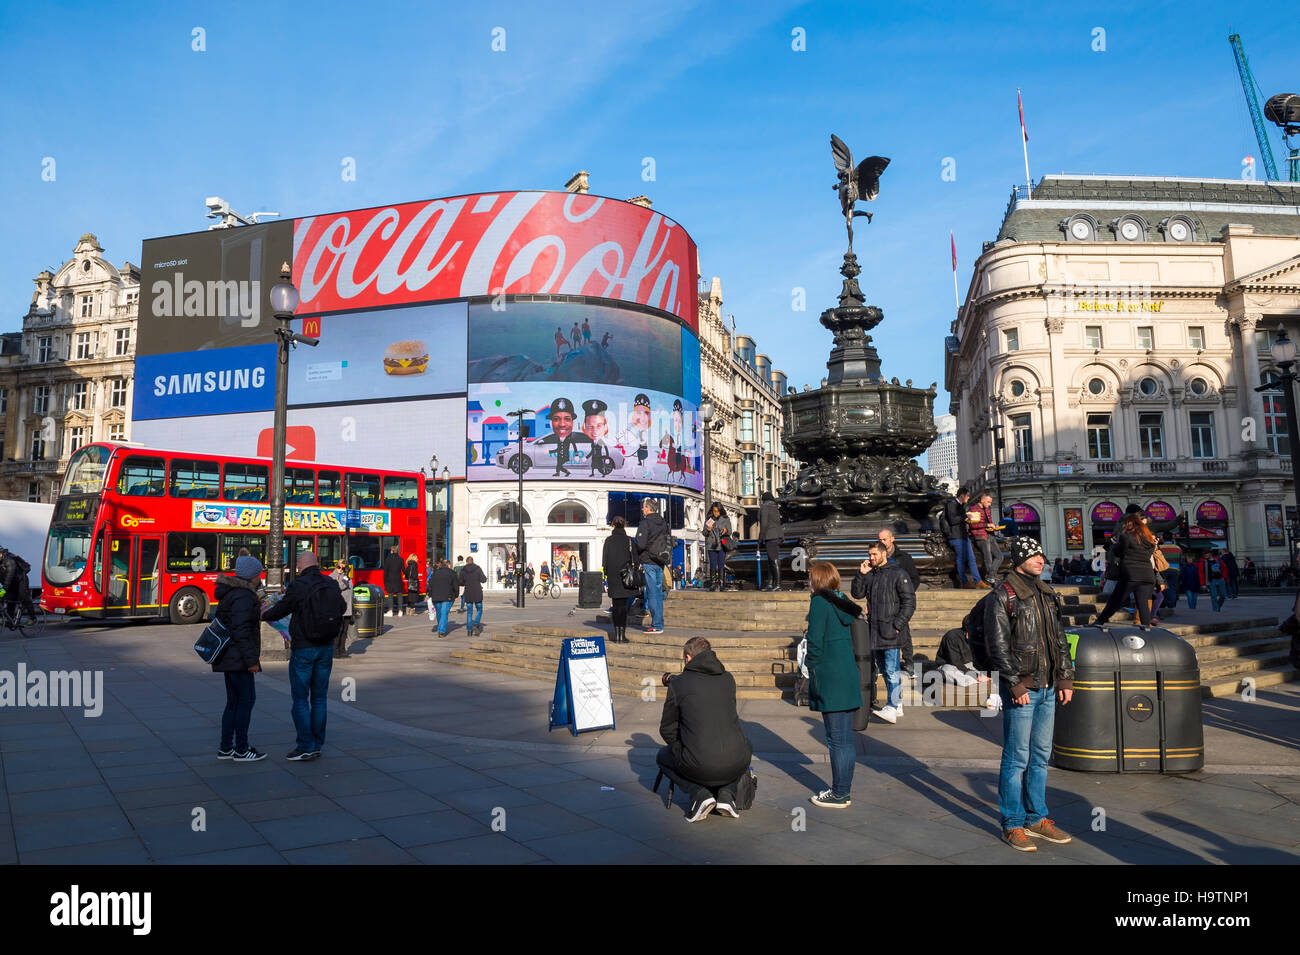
xmin=1202 ymin=666 xmax=1298 ymax=698
xmin=492 ymin=630 xmax=796 ymax=661
xmin=512 ymin=624 xmax=796 ymax=648
xmin=1185 ymin=636 xmax=1290 ymax=664
xmin=465 ymin=641 xmax=798 ymax=685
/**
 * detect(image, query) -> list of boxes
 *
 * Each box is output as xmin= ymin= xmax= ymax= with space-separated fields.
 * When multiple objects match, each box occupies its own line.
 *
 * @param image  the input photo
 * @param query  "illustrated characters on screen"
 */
xmin=659 ymin=398 xmax=695 ymax=486
xmin=533 ymin=397 xmax=592 ymax=477
xmin=582 ymin=399 xmax=616 ymax=477
xmin=617 ymin=393 xmax=654 ymax=480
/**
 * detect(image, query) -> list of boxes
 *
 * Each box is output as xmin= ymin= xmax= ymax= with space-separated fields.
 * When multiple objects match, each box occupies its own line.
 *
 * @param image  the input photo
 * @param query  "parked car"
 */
xmin=494 ymin=438 xmax=624 ymax=476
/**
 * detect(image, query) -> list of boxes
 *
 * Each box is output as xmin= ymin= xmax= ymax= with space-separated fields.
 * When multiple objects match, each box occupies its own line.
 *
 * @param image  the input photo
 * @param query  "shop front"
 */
xmin=1008 ymin=502 xmax=1041 ymax=541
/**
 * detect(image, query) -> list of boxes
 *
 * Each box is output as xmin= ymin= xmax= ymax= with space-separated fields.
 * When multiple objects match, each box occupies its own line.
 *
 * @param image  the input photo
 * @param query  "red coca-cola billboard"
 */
xmin=292 ymin=191 xmax=699 ymax=331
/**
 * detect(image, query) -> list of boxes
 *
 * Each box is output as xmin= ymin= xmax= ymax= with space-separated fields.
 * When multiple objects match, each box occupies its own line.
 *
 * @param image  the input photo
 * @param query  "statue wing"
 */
xmin=830 ymin=134 xmax=854 ymax=175
xmin=854 ymin=156 xmax=890 ymax=201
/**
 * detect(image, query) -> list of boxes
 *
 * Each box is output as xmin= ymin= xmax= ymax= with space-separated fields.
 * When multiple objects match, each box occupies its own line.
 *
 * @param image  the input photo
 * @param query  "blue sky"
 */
xmin=1 ymin=0 xmax=1292 ymax=409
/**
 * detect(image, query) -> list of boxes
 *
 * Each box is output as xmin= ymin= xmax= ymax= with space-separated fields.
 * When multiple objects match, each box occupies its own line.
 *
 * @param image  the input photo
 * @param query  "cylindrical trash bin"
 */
xmin=1052 ymin=624 xmax=1203 ymax=773
xmin=578 ymin=571 xmax=604 ymax=608
xmin=850 ymin=617 xmax=874 ymax=732
xmin=353 ymin=584 xmax=382 ymax=640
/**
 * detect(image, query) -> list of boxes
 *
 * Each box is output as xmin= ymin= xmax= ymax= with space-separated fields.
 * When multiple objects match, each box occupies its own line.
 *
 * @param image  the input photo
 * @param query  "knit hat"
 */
xmin=296 ymin=549 xmax=319 ymax=571
xmin=1006 ymin=536 xmax=1045 ymax=568
xmin=234 ymin=555 xmax=264 ymax=580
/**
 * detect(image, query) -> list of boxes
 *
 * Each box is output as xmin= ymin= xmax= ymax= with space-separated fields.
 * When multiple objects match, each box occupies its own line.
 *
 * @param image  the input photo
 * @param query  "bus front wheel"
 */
xmin=169 ymin=587 xmax=208 ymax=625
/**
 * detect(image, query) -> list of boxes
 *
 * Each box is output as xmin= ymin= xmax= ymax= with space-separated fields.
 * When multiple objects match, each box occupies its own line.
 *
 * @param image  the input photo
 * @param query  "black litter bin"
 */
xmin=578 ymin=572 xmax=604 ymax=608
xmin=353 ymin=584 xmax=381 ymax=639
xmin=1052 ymin=624 xmax=1203 ymax=773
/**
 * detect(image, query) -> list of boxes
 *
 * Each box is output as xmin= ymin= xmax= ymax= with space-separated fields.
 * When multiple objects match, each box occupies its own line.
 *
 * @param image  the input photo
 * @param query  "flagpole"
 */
xmin=1018 ymin=88 xmax=1032 ymax=197
xmin=950 ymin=231 xmax=960 ymax=311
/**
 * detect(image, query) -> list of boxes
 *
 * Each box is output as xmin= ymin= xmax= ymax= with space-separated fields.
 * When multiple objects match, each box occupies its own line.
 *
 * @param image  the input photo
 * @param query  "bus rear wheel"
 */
xmin=169 ymin=587 xmax=207 ymax=625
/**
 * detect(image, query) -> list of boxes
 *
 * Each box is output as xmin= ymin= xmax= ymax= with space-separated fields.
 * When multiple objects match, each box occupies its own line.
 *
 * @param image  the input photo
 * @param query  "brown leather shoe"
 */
xmin=1025 ymin=818 xmax=1072 ymax=844
xmin=975 ymin=581 xmax=993 ymax=589
xmin=1002 ymin=828 xmax=1037 ymax=852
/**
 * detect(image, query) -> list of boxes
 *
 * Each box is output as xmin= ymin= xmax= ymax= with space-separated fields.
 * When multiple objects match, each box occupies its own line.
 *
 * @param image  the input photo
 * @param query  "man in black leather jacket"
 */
xmin=982 ymin=536 xmax=1074 ymax=853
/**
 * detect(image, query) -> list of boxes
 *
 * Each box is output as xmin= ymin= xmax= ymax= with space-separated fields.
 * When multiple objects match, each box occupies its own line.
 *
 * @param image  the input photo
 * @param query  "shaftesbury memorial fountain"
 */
xmin=761 ymin=135 xmax=954 ymax=587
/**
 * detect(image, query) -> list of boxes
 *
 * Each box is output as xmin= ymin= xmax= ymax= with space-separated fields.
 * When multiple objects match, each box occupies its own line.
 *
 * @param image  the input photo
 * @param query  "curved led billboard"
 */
xmin=134 ymin=191 xmax=700 ymax=488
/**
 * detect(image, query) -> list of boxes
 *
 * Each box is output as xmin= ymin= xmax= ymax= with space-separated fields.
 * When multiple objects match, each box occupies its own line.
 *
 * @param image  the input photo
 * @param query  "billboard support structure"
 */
xmin=507 ymin=408 xmax=529 ymax=609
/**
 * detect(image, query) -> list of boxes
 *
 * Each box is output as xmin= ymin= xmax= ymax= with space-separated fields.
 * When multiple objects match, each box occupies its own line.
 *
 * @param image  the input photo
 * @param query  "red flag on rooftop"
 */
xmin=950 ymin=231 xmax=957 ymax=271
xmin=1018 ymin=88 xmax=1028 ymax=142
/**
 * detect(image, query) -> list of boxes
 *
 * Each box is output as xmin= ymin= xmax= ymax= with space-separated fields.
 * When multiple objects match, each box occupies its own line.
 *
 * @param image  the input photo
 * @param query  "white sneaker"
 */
xmin=894 ymin=705 xmax=904 ymax=719
xmin=384 ymin=611 xmax=393 ymax=618
xmin=874 ymin=706 xmax=898 ymax=724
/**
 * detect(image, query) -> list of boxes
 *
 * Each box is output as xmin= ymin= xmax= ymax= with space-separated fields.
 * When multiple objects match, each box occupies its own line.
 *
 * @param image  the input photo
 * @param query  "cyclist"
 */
xmin=0 ymin=546 xmax=37 ymax=625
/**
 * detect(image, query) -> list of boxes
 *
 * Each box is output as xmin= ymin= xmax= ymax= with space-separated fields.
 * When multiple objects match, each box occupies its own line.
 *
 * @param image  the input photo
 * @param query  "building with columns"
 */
xmin=944 ymin=175 xmax=1300 ymax=561
xmin=0 ymin=234 xmax=138 ymax=502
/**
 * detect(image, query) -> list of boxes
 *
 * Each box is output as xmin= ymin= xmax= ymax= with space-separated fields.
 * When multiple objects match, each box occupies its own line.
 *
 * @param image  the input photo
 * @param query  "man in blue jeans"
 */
xmin=943 ymin=487 xmax=982 ymax=589
xmin=982 ymin=537 xmax=1075 ymax=852
xmin=635 ymin=498 xmax=670 ymax=634
xmin=261 ymin=550 xmax=343 ymax=761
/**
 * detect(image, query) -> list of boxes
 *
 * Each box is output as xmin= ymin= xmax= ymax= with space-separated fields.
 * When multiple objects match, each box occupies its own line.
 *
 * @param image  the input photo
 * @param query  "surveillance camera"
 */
xmin=205 ymin=196 xmax=228 ymax=213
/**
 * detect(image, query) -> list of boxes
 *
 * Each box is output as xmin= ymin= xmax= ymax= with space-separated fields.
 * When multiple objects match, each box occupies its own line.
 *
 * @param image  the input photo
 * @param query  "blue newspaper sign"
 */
xmin=548 ymin=636 xmax=615 ymax=736
xmin=345 ymin=509 xmax=361 ymax=529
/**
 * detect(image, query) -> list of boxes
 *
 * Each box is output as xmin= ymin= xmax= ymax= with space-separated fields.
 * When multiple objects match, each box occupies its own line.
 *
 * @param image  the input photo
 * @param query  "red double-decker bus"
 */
xmin=41 ymin=442 xmax=427 ymax=624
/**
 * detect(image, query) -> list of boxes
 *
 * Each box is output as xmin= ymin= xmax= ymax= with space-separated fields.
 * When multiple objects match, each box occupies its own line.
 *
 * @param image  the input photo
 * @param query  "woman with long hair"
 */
xmin=704 ymin=503 xmax=731 ymax=592
xmin=602 ymin=517 xmax=637 ymax=643
xmin=1093 ymin=513 xmax=1158 ymax=629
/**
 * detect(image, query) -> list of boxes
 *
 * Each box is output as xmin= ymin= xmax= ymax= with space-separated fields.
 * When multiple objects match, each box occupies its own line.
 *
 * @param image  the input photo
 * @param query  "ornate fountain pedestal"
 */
xmin=731 ymin=250 xmax=954 ymax=588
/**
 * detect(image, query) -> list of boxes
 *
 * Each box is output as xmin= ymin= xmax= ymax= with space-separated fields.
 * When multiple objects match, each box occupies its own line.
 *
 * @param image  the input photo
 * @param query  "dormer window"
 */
xmin=1112 ymin=214 xmax=1148 ymax=242
xmin=1063 ymin=213 xmax=1098 ymax=242
xmin=1160 ymin=214 xmax=1196 ymax=242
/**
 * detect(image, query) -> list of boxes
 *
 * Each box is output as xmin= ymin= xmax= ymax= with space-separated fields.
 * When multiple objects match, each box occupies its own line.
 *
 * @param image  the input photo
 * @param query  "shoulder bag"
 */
xmin=194 ymin=614 xmax=232 ymax=665
xmin=620 ymin=536 xmax=645 ymax=592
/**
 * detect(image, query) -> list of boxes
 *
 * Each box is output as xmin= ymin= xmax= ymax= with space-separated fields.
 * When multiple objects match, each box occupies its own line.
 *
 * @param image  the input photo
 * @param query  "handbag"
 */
xmin=1152 ymin=548 xmax=1170 ymax=573
xmin=619 ymin=536 xmax=645 ymax=592
xmin=193 ymin=614 xmax=232 ymax=665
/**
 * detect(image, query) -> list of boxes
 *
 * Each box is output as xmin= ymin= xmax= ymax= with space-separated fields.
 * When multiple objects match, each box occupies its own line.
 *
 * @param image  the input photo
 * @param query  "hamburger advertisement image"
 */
xmin=286 ymin=301 xmax=468 ymax=407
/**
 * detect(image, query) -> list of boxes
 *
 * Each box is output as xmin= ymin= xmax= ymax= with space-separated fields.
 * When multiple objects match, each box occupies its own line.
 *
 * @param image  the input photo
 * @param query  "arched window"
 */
xmin=548 ymin=502 xmax=590 ymax=524
xmin=487 ymin=502 xmax=530 ymax=525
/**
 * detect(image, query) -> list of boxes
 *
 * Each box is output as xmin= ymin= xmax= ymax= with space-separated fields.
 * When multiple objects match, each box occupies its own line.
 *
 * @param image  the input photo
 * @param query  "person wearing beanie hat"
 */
xmin=213 ymin=554 xmax=266 ymax=762
xmin=981 ymin=535 xmax=1074 ymax=852
xmin=262 ymin=549 xmax=345 ymax=761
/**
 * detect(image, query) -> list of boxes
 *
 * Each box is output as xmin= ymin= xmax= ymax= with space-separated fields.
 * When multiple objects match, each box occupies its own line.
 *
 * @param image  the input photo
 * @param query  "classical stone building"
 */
xmin=945 ymin=175 xmax=1300 ymax=561
xmin=0 ymin=234 xmax=138 ymax=502
xmin=697 ymin=276 xmax=799 ymax=544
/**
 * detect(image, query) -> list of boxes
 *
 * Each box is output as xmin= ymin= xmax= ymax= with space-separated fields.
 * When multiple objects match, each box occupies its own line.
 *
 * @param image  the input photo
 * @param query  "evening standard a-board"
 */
xmin=549 ymin=636 xmax=615 ymax=735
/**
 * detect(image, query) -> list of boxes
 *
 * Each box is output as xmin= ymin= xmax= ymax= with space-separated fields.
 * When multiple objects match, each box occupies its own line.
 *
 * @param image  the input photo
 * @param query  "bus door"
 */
xmin=133 ymin=536 xmax=162 ymax=614
xmin=106 ymin=534 xmax=131 ymax=611
xmin=283 ymin=535 xmax=314 ymax=584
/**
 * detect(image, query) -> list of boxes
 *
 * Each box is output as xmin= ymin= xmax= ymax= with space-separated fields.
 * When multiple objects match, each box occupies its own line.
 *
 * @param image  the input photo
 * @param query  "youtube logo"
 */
xmin=257 ymin=426 xmax=317 ymax=460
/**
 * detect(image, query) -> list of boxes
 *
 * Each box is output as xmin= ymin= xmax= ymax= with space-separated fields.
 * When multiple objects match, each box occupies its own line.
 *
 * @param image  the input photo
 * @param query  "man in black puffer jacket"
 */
xmin=851 ymin=540 xmax=916 ymax=724
xmin=213 ymin=555 xmax=265 ymax=761
xmin=658 ymin=637 xmax=753 ymax=822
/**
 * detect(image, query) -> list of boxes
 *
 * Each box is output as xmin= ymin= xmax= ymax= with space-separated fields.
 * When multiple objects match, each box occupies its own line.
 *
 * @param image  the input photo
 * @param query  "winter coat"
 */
xmin=602 ymin=528 xmax=638 ymax=599
xmin=330 ymin=568 xmax=353 ymax=615
xmin=406 ymin=558 xmax=420 ymax=594
xmin=382 ymin=552 xmax=406 ymax=596
xmin=427 ymin=565 xmax=459 ymax=602
xmin=1110 ymin=531 xmax=1156 ymax=584
xmin=459 ymin=563 xmax=487 ymax=603
xmin=1198 ymin=556 xmax=1228 ymax=587
xmin=261 ymin=566 xmax=340 ymax=650
xmin=659 ymin=648 xmax=753 ymax=787
xmin=704 ymin=514 xmax=731 ymax=552
xmin=982 ymin=570 xmax=1074 ymax=696
xmin=804 ymin=589 xmax=863 ymax=713
xmin=1180 ymin=560 xmax=1202 ymax=593
xmin=636 ymin=512 xmax=671 ymax=566
xmin=936 ymin=626 xmax=974 ymax=670
xmin=886 ymin=545 xmax=920 ymax=590
xmin=850 ymin=563 xmax=916 ymax=650
xmin=759 ymin=500 xmax=783 ymax=541
xmin=941 ymin=497 xmax=970 ymax=540
xmin=212 ymin=576 xmax=261 ymax=672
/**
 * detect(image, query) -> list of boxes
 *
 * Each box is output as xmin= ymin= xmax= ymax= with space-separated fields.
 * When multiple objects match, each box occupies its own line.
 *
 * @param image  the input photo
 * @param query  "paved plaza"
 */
xmin=1 ymin=592 xmax=1298 ymax=865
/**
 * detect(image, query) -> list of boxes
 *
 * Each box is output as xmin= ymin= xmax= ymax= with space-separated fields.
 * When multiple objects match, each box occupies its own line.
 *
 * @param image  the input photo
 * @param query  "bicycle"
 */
xmin=533 ymin=580 xmax=562 ymax=599
xmin=0 ymin=596 xmax=46 ymax=639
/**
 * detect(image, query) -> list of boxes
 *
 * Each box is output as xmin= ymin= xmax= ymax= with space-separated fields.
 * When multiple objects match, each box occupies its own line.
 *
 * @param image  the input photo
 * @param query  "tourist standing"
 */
xmin=1093 ymin=513 xmax=1157 ymax=629
xmin=404 ymin=553 xmax=420 ymax=616
xmin=852 ymin=541 xmax=916 ymax=724
xmin=635 ymin=498 xmax=670 ymax=634
xmin=967 ymin=491 xmax=1004 ymax=586
xmin=453 ymin=555 xmax=467 ymax=612
xmin=704 ymin=503 xmax=731 ymax=592
xmin=983 ymin=537 xmax=1074 ymax=852
xmin=1199 ymin=549 xmax=1229 ymax=612
xmin=759 ymin=491 xmax=783 ymax=592
xmin=941 ymin=487 xmax=980 ymax=588
xmin=1180 ymin=556 xmax=1203 ymax=610
xmin=1222 ymin=549 xmax=1240 ymax=599
xmin=804 ymin=561 xmax=863 ymax=809
xmin=330 ymin=560 xmax=353 ymax=650
xmin=427 ymin=559 xmax=459 ymax=637
xmin=602 ymin=517 xmax=637 ymax=643
xmin=460 ymin=556 xmax=487 ymax=636
xmin=213 ymin=554 xmax=265 ymax=761
xmin=383 ymin=544 xmax=406 ymax=618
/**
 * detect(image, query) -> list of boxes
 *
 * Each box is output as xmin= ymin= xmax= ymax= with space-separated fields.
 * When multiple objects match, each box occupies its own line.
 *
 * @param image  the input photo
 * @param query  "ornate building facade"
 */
xmin=0 ymin=234 xmax=138 ymax=501
xmin=944 ymin=176 xmax=1300 ymax=560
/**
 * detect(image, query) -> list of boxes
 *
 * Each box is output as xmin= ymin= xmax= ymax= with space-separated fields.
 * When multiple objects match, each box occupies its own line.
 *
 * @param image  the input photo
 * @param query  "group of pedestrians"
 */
xmin=940 ymin=487 xmax=1007 ymax=588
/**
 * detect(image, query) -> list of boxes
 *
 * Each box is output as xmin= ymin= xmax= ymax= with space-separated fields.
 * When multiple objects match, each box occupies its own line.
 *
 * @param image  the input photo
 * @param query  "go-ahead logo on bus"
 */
xmin=191 ymin=502 xmax=390 ymax=533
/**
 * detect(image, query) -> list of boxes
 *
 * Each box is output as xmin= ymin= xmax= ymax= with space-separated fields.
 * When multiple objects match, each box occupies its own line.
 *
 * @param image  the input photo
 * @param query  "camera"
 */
xmin=661 ymin=671 xmax=674 ymax=687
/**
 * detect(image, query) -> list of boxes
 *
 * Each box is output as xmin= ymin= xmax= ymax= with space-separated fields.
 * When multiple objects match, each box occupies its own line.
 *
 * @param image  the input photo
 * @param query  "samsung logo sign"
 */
xmin=153 ymin=367 xmax=266 ymax=396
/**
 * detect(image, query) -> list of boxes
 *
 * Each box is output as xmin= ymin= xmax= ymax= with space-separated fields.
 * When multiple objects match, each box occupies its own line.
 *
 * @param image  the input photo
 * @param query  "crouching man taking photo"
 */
xmin=658 ymin=637 xmax=754 ymax=822
xmin=982 ymin=537 xmax=1075 ymax=852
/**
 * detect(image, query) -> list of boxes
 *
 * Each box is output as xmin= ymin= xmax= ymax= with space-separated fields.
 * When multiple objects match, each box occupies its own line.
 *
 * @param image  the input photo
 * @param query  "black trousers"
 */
xmin=1097 ymin=575 xmax=1154 ymax=626
xmin=611 ymin=596 xmax=630 ymax=627
xmin=656 ymin=746 xmax=746 ymax=801
xmin=764 ymin=540 xmax=780 ymax=584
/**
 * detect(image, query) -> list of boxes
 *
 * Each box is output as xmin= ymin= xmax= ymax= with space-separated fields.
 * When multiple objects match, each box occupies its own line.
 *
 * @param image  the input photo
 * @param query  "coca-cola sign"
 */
xmin=292 ymin=191 xmax=699 ymax=330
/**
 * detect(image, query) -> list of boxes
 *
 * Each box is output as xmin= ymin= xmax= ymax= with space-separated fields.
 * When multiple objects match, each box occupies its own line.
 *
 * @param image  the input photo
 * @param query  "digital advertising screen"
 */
xmin=467 ymin=381 xmax=701 ymax=490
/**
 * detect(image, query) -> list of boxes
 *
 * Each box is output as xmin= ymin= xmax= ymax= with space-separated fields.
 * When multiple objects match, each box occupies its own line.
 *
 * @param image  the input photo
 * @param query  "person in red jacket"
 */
xmin=1198 ymin=550 xmax=1229 ymax=612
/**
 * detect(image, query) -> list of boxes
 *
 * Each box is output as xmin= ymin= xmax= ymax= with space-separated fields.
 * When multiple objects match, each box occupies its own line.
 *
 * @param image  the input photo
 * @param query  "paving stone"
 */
xmin=170 ymin=844 xmax=289 ymax=865
xmin=373 ymin=810 xmax=490 ymax=847
xmin=6 ymin=766 xmax=106 ymax=793
xmin=445 ymin=749 xmax=543 ymax=771
xmin=481 ymin=764 xmax=588 ymax=788
xmin=303 ymin=770 xmax=410 ymax=798
xmin=140 ymin=816 xmax=267 ymax=861
xmin=333 ymin=788 xmax=448 ymax=820
xmin=252 ymin=810 xmax=378 ymax=851
xmin=483 ymin=802 xmax=601 ymax=842
xmin=408 ymin=834 xmax=547 ymax=865
xmin=231 ymin=794 xmax=340 ymax=823
xmin=8 ymin=784 xmax=116 ymax=815
xmin=361 ymin=754 xmax=453 ymax=774
xmin=436 ymin=785 xmax=545 ymax=815
xmin=389 ymin=766 xmax=496 ymax=795
xmin=207 ymin=772 xmax=318 ymax=803
xmin=523 ymin=828 xmax=677 ymax=865
xmin=114 ymin=783 xmax=220 ymax=811
xmin=13 ymin=804 xmax=132 ymax=855
xmin=282 ymin=836 xmax=419 ymax=865
xmin=20 ymin=836 xmax=152 ymax=865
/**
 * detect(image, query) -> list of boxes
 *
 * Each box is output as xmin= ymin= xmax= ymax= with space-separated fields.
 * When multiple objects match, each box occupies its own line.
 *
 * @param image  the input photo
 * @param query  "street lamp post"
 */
xmin=265 ymin=265 xmax=316 ymax=595
xmin=506 ymin=408 xmax=529 ymax=608
xmin=989 ymin=404 xmax=1006 ymax=521
xmin=442 ymin=465 xmax=451 ymax=562
xmin=1259 ymin=327 xmax=1300 ymax=591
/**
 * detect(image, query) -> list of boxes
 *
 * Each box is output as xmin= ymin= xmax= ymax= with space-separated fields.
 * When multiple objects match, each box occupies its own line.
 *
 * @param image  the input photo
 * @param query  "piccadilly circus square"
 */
xmin=0 ymin=0 xmax=1297 ymax=926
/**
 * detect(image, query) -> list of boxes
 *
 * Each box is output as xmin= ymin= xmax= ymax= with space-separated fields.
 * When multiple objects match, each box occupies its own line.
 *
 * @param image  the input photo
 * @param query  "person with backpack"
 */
xmin=657 ymin=636 xmax=754 ymax=822
xmin=978 ymin=536 xmax=1074 ymax=852
xmin=636 ymin=498 xmax=671 ymax=634
xmin=0 ymin=546 xmax=37 ymax=624
xmin=940 ymin=487 xmax=981 ymax=589
xmin=427 ymin=558 xmax=460 ymax=636
xmin=261 ymin=550 xmax=346 ymax=761
xmin=460 ymin=555 xmax=487 ymax=636
xmin=602 ymin=517 xmax=637 ymax=643
xmin=1198 ymin=549 xmax=1230 ymax=612
xmin=214 ymin=554 xmax=266 ymax=762
xmin=703 ymin=503 xmax=732 ymax=592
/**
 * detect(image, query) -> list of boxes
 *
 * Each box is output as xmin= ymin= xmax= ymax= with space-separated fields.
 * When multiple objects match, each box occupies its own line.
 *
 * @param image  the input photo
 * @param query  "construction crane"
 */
xmin=1229 ymin=33 xmax=1280 ymax=181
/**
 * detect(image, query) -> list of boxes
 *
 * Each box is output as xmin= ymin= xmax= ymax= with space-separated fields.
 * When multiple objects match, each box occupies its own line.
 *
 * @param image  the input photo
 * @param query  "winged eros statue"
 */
xmin=831 ymin=134 xmax=889 ymax=252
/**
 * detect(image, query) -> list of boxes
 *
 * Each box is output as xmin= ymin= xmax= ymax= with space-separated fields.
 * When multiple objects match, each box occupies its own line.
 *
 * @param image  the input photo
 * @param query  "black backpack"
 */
xmin=299 ymin=574 xmax=347 ymax=643
xmin=734 ymin=767 xmax=758 ymax=811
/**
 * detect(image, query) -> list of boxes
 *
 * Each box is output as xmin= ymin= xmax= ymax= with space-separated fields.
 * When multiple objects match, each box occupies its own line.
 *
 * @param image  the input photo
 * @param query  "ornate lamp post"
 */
xmin=265 ymin=265 xmax=316 ymax=595
xmin=1260 ymin=326 xmax=1300 ymax=548
xmin=990 ymin=401 xmax=1006 ymax=520
xmin=506 ymin=408 xmax=529 ymax=607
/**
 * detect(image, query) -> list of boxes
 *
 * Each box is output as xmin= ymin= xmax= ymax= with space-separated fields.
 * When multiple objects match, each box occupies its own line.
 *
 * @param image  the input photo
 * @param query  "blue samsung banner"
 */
xmin=548 ymin=636 xmax=615 ymax=735
xmin=132 ymin=344 xmax=276 ymax=420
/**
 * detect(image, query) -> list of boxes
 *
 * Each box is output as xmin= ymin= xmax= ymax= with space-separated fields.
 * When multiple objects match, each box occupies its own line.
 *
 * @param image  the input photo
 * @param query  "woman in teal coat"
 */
xmin=805 ymin=561 xmax=863 ymax=809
